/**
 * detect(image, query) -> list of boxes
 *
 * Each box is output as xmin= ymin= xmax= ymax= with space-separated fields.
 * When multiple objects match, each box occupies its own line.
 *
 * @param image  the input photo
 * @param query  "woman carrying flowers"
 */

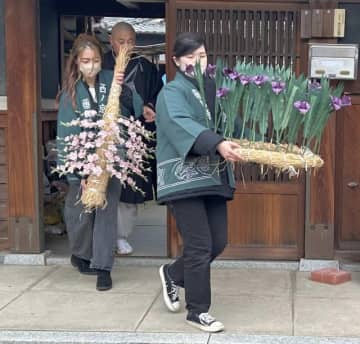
xmin=56 ymin=34 xmax=142 ymax=291
xmin=156 ymin=32 xmax=242 ymax=333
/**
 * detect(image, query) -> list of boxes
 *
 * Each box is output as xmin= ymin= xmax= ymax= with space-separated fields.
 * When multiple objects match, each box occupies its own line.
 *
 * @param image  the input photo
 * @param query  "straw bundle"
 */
xmin=81 ymin=48 xmax=130 ymax=212
xmin=232 ymin=139 xmax=324 ymax=172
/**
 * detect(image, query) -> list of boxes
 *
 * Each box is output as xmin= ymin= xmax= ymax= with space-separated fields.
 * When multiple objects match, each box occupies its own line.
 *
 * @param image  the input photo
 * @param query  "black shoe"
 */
xmin=70 ymin=255 xmax=97 ymax=275
xmin=159 ymin=264 xmax=180 ymax=312
xmin=186 ymin=312 xmax=224 ymax=333
xmin=96 ymin=269 xmax=112 ymax=291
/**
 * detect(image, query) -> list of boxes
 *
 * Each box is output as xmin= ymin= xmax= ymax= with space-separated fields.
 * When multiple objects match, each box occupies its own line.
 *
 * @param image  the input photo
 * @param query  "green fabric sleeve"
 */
xmin=156 ymin=84 xmax=208 ymax=159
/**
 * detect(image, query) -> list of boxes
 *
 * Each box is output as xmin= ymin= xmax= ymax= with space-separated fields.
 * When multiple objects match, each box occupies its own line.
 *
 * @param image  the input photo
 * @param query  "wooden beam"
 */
xmin=304 ymin=0 xmax=338 ymax=259
xmin=115 ymin=0 xmax=139 ymax=9
xmin=5 ymin=0 xmax=43 ymax=252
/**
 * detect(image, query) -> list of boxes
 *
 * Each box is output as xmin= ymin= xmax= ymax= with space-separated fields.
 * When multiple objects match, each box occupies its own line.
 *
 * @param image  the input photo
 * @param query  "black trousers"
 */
xmin=168 ymin=196 xmax=228 ymax=314
xmin=64 ymin=177 xmax=120 ymax=271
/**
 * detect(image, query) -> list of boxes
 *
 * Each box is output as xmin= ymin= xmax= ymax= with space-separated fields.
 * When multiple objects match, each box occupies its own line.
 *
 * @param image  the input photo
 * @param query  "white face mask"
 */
xmin=176 ymin=47 xmax=208 ymax=76
xmin=199 ymin=59 xmax=207 ymax=74
xmin=79 ymin=62 xmax=101 ymax=78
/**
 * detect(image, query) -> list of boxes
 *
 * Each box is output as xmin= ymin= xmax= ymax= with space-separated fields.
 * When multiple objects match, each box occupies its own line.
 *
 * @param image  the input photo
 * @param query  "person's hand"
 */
xmin=216 ymin=140 xmax=243 ymax=162
xmin=115 ymin=71 xmax=125 ymax=85
xmin=143 ymin=105 xmax=156 ymax=122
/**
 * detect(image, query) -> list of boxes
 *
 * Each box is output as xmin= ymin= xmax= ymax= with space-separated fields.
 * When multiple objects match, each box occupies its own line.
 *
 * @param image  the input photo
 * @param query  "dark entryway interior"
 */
xmin=40 ymin=0 xmax=168 ymax=258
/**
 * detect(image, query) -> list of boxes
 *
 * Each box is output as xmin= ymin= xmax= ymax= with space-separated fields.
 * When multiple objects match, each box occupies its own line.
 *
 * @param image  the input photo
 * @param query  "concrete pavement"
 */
xmin=0 ymin=263 xmax=360 ymax=343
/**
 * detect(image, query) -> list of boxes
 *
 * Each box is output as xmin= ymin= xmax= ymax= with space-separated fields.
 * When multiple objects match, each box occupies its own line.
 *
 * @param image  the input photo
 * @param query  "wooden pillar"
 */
xmin=305 ymin=0 xmax=338 ymax=259
xmin=5 ymin=0 xmax=43 ymax=252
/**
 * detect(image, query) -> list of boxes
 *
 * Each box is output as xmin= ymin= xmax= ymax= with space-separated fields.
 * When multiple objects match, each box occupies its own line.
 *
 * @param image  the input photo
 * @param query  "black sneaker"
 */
xmin=96 ymin=269 xmax=112 ymax=291
xmin=70 ymin=255 xmax=97 ymax=275
xmin=159 ymin=264 xmax=180 ymax=312
xmin=186 ymin=312 xmax=224 ymax=333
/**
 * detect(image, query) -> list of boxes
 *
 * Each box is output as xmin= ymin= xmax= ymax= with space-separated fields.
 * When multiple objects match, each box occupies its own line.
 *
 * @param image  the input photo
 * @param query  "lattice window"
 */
xmin=176 ymin=8 xmax=299 ymax=69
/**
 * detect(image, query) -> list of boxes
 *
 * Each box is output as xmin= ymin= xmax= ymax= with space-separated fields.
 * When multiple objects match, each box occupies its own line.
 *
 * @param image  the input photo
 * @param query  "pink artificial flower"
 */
xmin=79 ymin=132 xmax=87 ymax=141
xmin=78 ymin=150 xmax=86 ymax=159
xmin=84 ymin=142 xmax=95 ymax=149
xmin=105 ymin=150 xmax=115 ymax=162
xmin=68 ymin=152 xmax=78 ymax=161
xmin=95 ymin=138 xmax=105 ymax=147
xmin=92 ymin=166 xmax=103 ymax=176
xmin=71 ymin=137 xmax=80 ymax=147
xmin=87 ymin=154 xmax=99 ymax=163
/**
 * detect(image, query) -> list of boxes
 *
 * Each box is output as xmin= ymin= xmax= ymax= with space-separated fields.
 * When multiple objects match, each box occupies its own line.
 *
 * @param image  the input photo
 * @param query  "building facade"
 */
xmin=0 ymin=0 xmax=359 ymax=260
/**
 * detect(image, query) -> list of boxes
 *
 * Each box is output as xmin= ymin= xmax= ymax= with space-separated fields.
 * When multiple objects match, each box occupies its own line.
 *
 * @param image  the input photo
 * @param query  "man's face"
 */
xmin=110 ymin=29 xmax=136 ymax=56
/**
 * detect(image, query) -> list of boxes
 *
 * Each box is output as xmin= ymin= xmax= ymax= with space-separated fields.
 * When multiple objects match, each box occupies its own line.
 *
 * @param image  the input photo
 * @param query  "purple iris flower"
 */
xmin=239 ymin=75 xmax=251 ymax=85
xmin=229 ymin=71 xmax=241 ymax=81
xmin=271 ymin=81 xmax=286 ymax=95
xmin=309 ymin=81 xmax=322 ymax=91
xmin=206 ymin=64 xmax=216 ymax=78
xmin=223 ymin=67 xmax=233 ymax=77
xmin=216 ymin=87 xmax=230 ymax=98
xmin=185 ymin=64 xmax=194 ymax=76
xmin=340 ymin=95 xmax=352 ymax=107
xmin=251 ymin=75 xmax=269 ymax=86
xmin=331 ymin=96 xmax=342 ymax=111
xmin=294 ymin=100 xmax=311 ymax=114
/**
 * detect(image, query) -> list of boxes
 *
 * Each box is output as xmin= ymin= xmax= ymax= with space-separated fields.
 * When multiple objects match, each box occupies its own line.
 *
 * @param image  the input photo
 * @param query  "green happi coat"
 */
xmin=155 ymin=71 xmax=235 ymax=203
xmin=57 ymin=69 xmax=143 ymax=182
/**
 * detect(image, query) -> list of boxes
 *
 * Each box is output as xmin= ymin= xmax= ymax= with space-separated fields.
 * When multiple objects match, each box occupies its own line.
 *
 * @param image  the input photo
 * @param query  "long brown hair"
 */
xmin=57 ymin=34 xmax=103 ymax=109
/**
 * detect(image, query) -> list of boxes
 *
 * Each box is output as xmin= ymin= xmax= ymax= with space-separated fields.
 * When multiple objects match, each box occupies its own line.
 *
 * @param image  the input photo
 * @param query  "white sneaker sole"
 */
xmin=186 ymin=319 xmax=225 ymax=333
xmin=159 ymin=265 xmax=180 ymax=313
xmin=114 ymin=249 xmax=133 ymax=256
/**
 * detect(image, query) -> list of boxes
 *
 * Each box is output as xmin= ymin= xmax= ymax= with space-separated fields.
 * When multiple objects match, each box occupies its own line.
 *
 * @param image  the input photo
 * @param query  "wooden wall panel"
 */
xmin=301 ymin=0 xmax=338 ymax=259
xmin=224 ymin=182 xmax=304 ymax=259
xmin=168 ymin=179 xmax=304 ymax=260
xmin=0 ymin=221 xmax=8 ymax=239
xmin=0 ymin=165 xmax=7 ymax=184
xmin=334 ymin=2 xmax=360 ymax=258
xmin=0 ymin=201 xmax=7 ymax=218
xmin=5 ymin=0 xmax=43 ymax=252
xmin=335 ymin=99 xmax=360 ymax=251
xmin=0 ymin=114 xmax=9 ymax=250
xmin=0 ymin=184 xmax=8 ymax=200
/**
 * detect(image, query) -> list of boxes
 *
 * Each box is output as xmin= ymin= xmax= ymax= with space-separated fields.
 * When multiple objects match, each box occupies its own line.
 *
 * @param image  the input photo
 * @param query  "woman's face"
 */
xmin=77 ymin=47 xmax=102 ymax=80
xmin=173 ymin=45 xmax=208 ymax=74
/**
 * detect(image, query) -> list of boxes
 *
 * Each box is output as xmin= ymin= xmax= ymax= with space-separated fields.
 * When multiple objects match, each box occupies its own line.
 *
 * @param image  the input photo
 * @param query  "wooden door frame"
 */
xmin=165 ymin=0 xmax=340 ymax=260
xmin=165 ymin=0 xmax=309 ymax=259
xmin=5 ymin=0 xmax=43 ymax=253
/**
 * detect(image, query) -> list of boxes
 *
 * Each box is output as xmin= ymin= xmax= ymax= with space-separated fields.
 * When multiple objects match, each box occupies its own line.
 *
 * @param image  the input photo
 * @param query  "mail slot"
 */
xmin=309 ymin=43 xmax=358 ymax=80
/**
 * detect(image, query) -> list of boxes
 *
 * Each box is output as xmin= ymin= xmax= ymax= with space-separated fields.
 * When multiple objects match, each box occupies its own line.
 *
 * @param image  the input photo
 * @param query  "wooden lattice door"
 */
xmin=166 ymin=0 xmax=309 ymax=259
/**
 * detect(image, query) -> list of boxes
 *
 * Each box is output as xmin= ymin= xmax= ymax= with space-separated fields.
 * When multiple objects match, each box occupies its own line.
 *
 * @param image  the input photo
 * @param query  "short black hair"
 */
xmin=172 ymin=32 xmax=206 ymax=58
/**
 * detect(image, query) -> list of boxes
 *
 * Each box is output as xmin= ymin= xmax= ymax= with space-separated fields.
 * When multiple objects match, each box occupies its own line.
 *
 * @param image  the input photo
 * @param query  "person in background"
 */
xmin=103 ymin=22 xmax=163 ymax=255
xmin=155 ymin=32 xmax=242 ymax=333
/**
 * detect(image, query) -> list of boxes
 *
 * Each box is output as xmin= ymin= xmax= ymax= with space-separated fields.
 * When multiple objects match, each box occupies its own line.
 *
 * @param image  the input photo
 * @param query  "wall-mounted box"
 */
xmin=309 ymin=43 xmax=358 ymax=80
